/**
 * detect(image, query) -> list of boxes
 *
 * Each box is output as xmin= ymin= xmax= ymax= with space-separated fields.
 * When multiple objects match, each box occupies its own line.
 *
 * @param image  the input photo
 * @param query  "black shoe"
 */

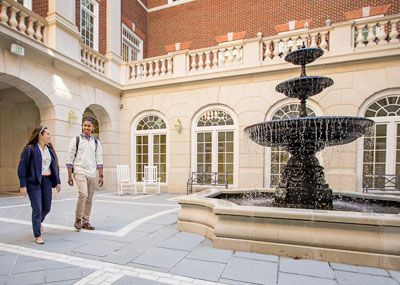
xmin=82 ymin=222 xmax=95 ymax=230
xmin=74 ymin=219 xmax=82 ymax=230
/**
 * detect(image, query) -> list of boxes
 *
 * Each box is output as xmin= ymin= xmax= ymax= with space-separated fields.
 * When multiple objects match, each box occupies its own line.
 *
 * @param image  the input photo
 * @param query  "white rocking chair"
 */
xmin=142 ymin=165 xmax=161 ymax=195
xmin=116 ymin=165 xmax=136 ymax=195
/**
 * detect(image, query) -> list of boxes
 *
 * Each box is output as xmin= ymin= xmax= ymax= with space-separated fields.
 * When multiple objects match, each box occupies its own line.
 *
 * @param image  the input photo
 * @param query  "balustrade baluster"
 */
xmin=389 ymin=20 xmax=399 ymax=43
xmin=378 ymin=22 xmax=388 ymax=45
xmin=272 ymin=40 xmax=280 ymax=59
xmin=0 ymin=2 xmax=10 ymax=23
xmin=26 ymin=16 xmax=35 ymax=38
xmin=148 ymin=61 xmax=154 ymax=77
xmin=281 ymin=38 xmax=289 ymax=56
xmin=310 ymin=33 xmax=318 ymax=48
xmin=167 ymin=58 xmax=172 ymax=75
xmin=264 ymin=41 xmax=272 ymax=61
xmin=8 ymin=6 xmax=18 ymax=28
xmin=356 ymin=25 xmax=365 ymax=47
xmin=320 ymin=32 xmax=328 ymax=50
xmin=205 ymin=51 xmax=211 ymax=69
xmin=18 ymin=11 xmax=27 ymax=33
xmin=212 ymin=50 xmax=218 ymax=68
xmin=34 ymin=22 xmax=43 ymax=41
xmin=154 ymin=60 xmax=161 ymax=76
xmin=190 ymin=54 xmax=197 ymax=71
xmin=367 ymin=24 xmax=376 ymax=46
xmin=160 ymin=59 xmax=166 ymax=75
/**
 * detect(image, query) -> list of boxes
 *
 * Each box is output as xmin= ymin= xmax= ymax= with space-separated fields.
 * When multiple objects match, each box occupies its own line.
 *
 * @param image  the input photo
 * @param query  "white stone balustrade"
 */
xmin=80 ymin=45 xmax=107 ymax=74
xmin=188 ymin=43 xmax=244 ymax=72
xmin=262 ymin=27 xmax=331 ymax=62
xmin=354 ymin=15 xmax=400 ymax=48
xmin=128 ymin=55 xmax=173 ymax=80
xmin=0 ymin=0 xmax=46 ymax=43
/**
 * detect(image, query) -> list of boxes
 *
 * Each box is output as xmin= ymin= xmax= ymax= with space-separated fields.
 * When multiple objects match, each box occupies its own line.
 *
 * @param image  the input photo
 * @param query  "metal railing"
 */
xmin=187 ymin=172 xmax=228 ymax=194
xmin=363 ymin=174 xmax=400 ymax=193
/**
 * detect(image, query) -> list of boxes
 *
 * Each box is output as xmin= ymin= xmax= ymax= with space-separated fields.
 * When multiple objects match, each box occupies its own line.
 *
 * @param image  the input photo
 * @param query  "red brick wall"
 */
xmin=99 ymin=0 xmax=107 ymax=54
xmin=121 ymin=0 xmax=148 ymax=57
xmin=148 ymin=0 xmax=167 ymax=9
xmin=146 ymin=0 xmax=400 ymax=57
xmin=32 ymin=0 xmax=48 ymax=18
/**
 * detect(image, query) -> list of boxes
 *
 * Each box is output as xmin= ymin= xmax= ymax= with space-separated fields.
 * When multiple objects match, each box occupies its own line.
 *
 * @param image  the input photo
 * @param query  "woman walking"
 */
xmin=18 ymin=126 xmax=61 ymax=244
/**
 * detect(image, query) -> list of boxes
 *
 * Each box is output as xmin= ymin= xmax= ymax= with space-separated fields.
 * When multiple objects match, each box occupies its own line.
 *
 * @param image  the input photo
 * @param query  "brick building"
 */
xmin=0 ymin=0 xmax=400 ymax=193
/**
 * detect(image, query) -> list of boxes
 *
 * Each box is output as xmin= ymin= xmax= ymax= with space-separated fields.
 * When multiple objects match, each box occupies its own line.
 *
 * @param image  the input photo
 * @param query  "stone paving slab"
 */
xmin=334 ymin=270 xmax=398 ymax=285
xmin=390 ymin=270 xmax=400 ymax=283
xmin=133 ymin=247 xmax=189 ymax=269
xmin=221 ymin=257 xmax=278 ymax=285
xmin=158 ymin=232 xmax=204 ymax=251
xmin=72 ymin=239 xmax=128 ymax=257
xmin=279 ymin=258 xmax=335 ymax=279
xmin=45 ymin=267 xmax=87 ymax=283
xmin=233 ymin=251 xmax=278 ymax=263
xmin=113 ymin=275 xmax=166 ymax=285
xmin=330 ymin=262 xmax=390 ymax=276
xmin=171 ymin=258 xmax=226 ymax=282
xmin=278 ymin=272 xmax=338 ymax=285
xmin=186 ymin=246 xmax=233 ymax=263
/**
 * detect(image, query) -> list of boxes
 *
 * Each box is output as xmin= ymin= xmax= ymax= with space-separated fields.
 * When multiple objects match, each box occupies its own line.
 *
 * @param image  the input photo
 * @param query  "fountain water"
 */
xmin=244 ymin=47 xmax=374 ymax=209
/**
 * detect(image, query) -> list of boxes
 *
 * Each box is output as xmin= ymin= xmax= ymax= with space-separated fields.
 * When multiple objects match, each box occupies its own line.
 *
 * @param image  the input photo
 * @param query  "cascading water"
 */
xmin=244 ymin=47 xmax=374 ymax=210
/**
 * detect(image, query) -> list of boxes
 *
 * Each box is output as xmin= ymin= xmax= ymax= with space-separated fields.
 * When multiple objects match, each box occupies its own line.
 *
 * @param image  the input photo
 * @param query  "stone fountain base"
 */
xmin=177 ymin=188 xmax=400 ymax=270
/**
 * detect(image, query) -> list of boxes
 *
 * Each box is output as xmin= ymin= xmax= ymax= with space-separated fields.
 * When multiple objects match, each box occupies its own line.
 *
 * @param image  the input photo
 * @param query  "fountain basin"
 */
xmin=177 ymin=188 xmax=400 ymax=270
xmin=244 ymin=116 xmax=374 ymax=151
xmin=276 ymin=76 xmax=334 ymax=99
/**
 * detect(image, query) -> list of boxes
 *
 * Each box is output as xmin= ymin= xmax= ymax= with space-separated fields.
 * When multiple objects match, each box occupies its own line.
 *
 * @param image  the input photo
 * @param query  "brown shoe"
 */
xmin=82 ymin=222 xmax=95 ymax=230
xmin=74 ymin=219 xmax=82 ymax=230
xmin=35 ymin=236 xmax=44 ymax=244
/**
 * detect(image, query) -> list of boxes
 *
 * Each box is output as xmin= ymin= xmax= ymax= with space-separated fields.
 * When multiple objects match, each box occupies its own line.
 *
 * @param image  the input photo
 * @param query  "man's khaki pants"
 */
xmin=74 ymin=173 xmax=96 ymax=223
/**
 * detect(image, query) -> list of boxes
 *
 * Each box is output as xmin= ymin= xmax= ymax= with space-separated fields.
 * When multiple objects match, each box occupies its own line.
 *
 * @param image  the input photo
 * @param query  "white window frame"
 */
xmin=121 ymin=24 xmax=143 ymax=62
xmin=80 ymin=0 xmax=99 ymax=51
xmin=131 ymin=112 xmax=169 ymax=185
xmin=264 ymin=99 xmax=323 ymax=188
xmin=18 ymin=0 xmax=32 ymax=10
xmin=191 ymin=106 xmax=239 ymax=188
xmin=356 ymin=89 xmax=400 ymax=192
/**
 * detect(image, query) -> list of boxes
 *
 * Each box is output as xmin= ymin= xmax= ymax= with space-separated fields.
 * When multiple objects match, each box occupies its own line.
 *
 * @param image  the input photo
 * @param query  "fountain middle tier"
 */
xmin=275 ymin=76 xmax=334 ymax=99
xmin=244 ymin=116 xmax=374 ymax=154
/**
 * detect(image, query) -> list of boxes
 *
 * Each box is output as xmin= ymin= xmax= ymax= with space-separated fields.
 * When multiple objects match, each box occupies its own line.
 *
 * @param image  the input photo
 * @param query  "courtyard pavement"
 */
xmin=0 ymin=190 xmax=399 ymax=285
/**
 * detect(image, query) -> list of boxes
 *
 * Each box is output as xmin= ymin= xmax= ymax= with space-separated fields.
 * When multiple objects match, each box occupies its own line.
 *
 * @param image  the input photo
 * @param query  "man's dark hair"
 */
xmin=82 ymin=117 xmax=95 ymax=125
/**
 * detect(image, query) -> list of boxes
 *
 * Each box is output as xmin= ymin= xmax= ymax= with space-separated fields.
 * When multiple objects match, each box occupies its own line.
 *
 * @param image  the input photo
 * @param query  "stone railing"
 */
xmin=0 ymin=0 xmax=46 ymax=43
xmin=80 ymin=45 xmax=107 ymax=74
xmin=262 ymin=27 xmax=331 ymax=62
xmin=188 ymin=42 xmax=244 ymax=72
xmin=128 ymin=55 xmax=173 ymax=80
xmin=354 ymin=15 xmax=400 ymax=48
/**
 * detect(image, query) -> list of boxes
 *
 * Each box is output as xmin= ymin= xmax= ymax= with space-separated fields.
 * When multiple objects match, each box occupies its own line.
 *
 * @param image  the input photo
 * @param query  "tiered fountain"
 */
xmin=244 ymin=47 xmax=373 ymax=209
xmin=177 ymin=48 xmax=400 ymax=270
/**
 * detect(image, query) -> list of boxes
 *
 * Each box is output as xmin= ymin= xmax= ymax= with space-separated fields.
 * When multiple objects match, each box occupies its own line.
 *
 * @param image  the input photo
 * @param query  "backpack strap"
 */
xmin=94 ymin=138 xmax=98 ymax=152
xmin=74 ymin=136 xmax=80 ymax=158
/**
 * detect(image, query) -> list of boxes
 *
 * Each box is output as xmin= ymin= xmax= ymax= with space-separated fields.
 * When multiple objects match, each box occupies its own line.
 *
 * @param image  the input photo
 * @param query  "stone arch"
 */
xmin=0 ymin=74 xmax=55 ymax=193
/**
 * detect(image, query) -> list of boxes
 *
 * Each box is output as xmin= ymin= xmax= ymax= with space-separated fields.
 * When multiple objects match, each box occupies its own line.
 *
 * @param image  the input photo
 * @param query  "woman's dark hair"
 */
xmin=24 ymin=126 xmax=59 ymax=168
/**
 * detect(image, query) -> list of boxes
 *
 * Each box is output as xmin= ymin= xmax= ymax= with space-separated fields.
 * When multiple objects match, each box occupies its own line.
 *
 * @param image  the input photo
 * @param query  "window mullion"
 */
xmin=149 ymin=134 xmax=154 ymax=167
xmin=386 ymin=121 xmax=396 ymax=174
xmin=212 ymin=130 xmax=218 ymax=173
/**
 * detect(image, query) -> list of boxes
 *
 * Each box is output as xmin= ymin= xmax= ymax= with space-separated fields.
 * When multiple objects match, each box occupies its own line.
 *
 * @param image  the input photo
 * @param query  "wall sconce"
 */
xmin=174 ymin=118 xmax=183 ymax=133
xmin=68 ymin=110 xmax=78 ymax=124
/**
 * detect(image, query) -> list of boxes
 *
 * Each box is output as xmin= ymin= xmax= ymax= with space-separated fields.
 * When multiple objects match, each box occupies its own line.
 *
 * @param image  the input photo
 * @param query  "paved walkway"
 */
xmin=0 ymin=190 xmax=399 ymax=285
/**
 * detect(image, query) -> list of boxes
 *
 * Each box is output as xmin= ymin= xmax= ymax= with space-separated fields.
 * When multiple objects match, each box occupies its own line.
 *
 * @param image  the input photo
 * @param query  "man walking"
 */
xmin=66 ymin=117 xmax=103 ymax=230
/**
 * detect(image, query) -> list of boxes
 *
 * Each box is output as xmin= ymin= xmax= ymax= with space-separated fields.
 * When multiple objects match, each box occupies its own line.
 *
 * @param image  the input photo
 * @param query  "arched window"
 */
xmin=270 ymin=104 xmax=315 ymax=186
xmin=194 ymin=109 xmax=235 ymax=184
xmin=135 ymin=115 xmax=167 ymax=182
xmin=363 ymin=96 xmax=400 ymax=188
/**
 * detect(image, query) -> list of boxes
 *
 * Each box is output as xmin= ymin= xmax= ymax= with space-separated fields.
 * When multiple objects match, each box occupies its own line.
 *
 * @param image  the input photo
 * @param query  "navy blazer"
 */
xmin=18 ymin=144 xmax=61 ymax=189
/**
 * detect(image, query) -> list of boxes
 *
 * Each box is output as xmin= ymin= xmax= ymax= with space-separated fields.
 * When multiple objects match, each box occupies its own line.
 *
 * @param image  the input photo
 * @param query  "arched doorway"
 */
xmin=0 ymin=75 xmax=53 ymax=193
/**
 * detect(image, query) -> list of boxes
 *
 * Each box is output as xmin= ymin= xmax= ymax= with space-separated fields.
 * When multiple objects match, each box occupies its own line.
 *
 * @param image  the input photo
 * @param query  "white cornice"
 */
xmin=136 ymin=0 xmax=194 ymax=13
